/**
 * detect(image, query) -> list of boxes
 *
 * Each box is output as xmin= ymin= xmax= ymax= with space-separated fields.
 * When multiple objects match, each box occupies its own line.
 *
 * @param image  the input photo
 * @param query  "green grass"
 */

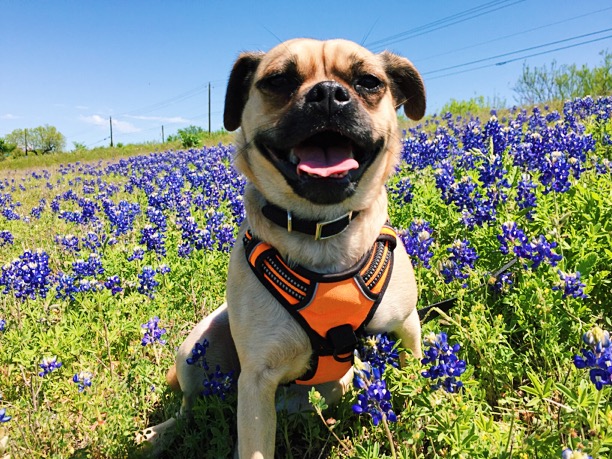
xmin=0 ymin=105 xmax=611 ymax=458
xmin=0 ymin=130 xmax=233 ymax=172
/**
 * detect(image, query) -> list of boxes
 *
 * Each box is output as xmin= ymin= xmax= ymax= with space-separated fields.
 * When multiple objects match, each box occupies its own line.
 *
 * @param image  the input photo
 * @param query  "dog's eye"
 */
xmin=258 ymin=74 xmax=299 ymax=94
xmin=355 ymin=74 xmax=382 ymax=91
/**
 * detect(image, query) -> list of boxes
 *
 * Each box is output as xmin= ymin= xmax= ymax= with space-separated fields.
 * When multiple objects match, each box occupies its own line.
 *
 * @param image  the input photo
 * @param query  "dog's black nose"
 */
xmin=305 ymin=81 xmax=351 ymax=116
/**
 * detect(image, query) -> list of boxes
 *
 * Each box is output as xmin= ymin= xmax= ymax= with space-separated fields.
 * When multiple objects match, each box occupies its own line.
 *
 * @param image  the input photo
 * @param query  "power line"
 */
xmin=366 ymin=0 xmax=510 ymax=47
xmin=423 ymin=27 xmax=612 ymax=76
xmin=426 ymin=33 xmax=612 ymax=81
xmin=415 ymin=5 xmax=612 ymax=64
xmin=367 ymin=0 xmax=525 ymax=51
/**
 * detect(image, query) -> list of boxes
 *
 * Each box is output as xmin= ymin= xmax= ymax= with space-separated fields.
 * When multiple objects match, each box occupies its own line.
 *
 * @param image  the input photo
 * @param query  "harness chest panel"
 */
xmin=243 ymin=226 xmax=397 ymax=385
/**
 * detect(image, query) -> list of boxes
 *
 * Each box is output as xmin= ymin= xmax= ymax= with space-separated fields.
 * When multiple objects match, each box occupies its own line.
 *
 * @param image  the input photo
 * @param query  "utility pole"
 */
xmin=161 ymin=125 xmax=165 ymax=143
xmin=109 ymin=117 xmax=114 ymax=147
xmin=208 ymin=82 xmax=211 ymax=134
xmin=24 ymin=128 xmax=28 ymax=156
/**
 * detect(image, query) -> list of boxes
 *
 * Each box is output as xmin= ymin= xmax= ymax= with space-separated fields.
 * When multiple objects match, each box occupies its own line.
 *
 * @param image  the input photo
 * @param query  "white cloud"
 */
xmin=1 ymin=114 xmax=20 ymax=120
xmin=80 ymin=114 xmax=140 ymax=134
xmin=125 ymin=115 xmax=191 ymax=124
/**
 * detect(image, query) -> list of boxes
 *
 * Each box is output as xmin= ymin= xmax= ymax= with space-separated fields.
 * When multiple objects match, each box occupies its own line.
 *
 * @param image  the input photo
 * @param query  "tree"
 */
xmin=5 ymin=125 xmax=66 ymax=155
xmin=175 ymin=125 xmax=205 ymax=148
xmin=513 ymin=50 xmax=612 ymax=105
xmin=0 ymin=138 xmax=17 ymax=160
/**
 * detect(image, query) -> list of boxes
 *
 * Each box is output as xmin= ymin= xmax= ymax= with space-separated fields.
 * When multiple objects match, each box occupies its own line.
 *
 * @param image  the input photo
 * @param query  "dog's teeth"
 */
xmin=289 ymin=150 xmax=299 ymax=165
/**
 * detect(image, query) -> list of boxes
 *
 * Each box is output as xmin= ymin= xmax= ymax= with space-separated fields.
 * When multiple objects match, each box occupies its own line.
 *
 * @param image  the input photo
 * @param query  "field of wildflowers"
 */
xmin=0 ymin=96 xmax=611 ymax=458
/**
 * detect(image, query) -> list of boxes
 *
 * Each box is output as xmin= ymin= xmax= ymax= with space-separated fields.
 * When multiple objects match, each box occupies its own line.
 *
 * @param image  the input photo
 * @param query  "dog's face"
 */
xmin=224 ymin=38 xmax=425 ymax=207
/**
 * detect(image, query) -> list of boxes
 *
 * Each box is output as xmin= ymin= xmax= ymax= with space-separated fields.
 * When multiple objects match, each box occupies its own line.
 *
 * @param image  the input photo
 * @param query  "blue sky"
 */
xmin=1 ymin=0 xmax=611 ymax=150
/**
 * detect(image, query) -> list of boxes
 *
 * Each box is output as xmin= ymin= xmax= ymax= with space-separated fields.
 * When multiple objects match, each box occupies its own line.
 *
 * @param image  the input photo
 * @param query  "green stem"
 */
xmin=590 ymin=388 xmax=603 ymax=430
xmin=382 ymin=416 xmax=397 ymax=459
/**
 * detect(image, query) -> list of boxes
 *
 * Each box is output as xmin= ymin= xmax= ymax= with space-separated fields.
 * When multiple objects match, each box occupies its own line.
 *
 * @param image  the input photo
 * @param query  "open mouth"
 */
xmin=255 ymin=129 xmax=383 ymax=204
xmin=289 ymin=131 xmax=359 ymax=179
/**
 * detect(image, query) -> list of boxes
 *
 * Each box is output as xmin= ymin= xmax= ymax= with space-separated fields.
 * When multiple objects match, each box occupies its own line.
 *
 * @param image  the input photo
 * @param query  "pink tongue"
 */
xmin=294 ymin=145 xmax=359 ymax=177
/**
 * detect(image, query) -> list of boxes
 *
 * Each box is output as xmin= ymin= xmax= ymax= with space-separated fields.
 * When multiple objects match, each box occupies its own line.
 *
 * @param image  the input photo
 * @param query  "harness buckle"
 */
xmin=327 ymin=324 xmax=358 ymax=363
xmin=315 ymin=211 xmax=354 ymax=240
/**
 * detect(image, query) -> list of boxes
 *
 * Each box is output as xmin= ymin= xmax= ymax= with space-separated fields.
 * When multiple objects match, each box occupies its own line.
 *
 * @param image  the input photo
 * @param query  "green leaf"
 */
xmin=576 ymin=252 xmax=599 ymax=277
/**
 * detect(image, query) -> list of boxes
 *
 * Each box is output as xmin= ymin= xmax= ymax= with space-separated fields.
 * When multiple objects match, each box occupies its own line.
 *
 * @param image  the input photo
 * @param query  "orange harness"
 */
xmin=243 ymin=226 xmax=396 ymax=385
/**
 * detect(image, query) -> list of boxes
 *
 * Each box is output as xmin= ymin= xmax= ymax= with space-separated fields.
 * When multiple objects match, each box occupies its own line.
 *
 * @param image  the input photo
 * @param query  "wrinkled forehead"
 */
xmin=256 ymin=38 xmax=381 ymax=80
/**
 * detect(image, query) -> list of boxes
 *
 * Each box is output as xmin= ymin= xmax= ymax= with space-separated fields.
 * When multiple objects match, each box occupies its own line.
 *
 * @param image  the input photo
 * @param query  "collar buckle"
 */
xmin=314 ymin=211 xmax=354 ymax=240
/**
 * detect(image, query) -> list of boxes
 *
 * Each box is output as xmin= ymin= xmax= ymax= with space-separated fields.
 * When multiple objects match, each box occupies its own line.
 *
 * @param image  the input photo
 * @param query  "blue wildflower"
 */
xmin=358 ymin=333 xmax=399 ymax=375
xmin=185 ymin=339 xmax=235 ymax=399
xmin=0 ymin=408 xmax=10 ymax=423
xmin=440 ymin=239 xmax=478 ymax=286
xmin=72 ymin=371 xmax=93 ymax=392
xmin=0 ymin=230 xmax=14 ymax=247
xmin=137 ymin=266 xmax=159 ymax=298
xmin=421 ymin=332 xmax=466 ymax=393
xmin=104 ymin=275 xmax=123 ymax=295
xmin=141 ymin=316 xmax=167 ymax=346
xmin=352 ymin=357 xmax=396 ymax=426
xmin=0 ymin=249 xmax=52 ymax=300
xmin=562 ymin=448 xmax=593 ymax=459
xmin=573 ymin=326 xmax=611 ymax=390
xmin=38 ymin=356 xmax=63 ymax=377
xmin=553 ymin=270 xmax=587 ymax=299
xmin=400 ymin=219 xmax=435 ymax=269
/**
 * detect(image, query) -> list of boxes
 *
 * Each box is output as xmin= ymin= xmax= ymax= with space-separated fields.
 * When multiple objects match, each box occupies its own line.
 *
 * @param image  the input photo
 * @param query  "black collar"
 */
xmin=261 ymin=202 xmax=359 ymax=240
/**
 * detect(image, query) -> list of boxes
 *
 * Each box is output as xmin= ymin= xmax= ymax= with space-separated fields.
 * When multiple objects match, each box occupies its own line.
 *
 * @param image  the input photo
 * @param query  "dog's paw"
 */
xmin=135 ymin=417 xmax=177 ymax=453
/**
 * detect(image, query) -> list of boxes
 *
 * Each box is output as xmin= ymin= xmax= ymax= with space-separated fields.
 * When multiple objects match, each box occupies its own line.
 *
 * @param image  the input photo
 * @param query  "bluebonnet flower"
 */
xmin=102 ymin=199 xmax=140 ymax=236
xmin=157 ymin=264 xmax=170 ymax=275
xmin=202 ymin=366 xmax=235 ymax=399
xmin=0 ymin=249 xmax=52 ymax=300
xmin=421 ymin=332 xmax=466 ymax=393
xmin=104 ymin=275 xmax=123 ymax=295
xmin=562 ymin=448 xmax=593 ymax=459
xmin=515 ymin=175 xmax=538 ymax=212
xmin=400 ymin=219 xmax=435 ymax=269
xmin=358 ymin=333 xmax=399 ymax=374
xmin=140 ymin=225 xmax=166 ymax=257
xmin=128 ymin=247 xmax=145 ymax=262
xmin=72 ymin=253 xmax=104 ymax=278
xmin=440 ymin=239 xmax=478 ymax=286
xmin=352 ymin=356 xmax=396 ymax=426
xmin=141 ymin=316 xmax=167 ymax=346
xmin=38 ymin=356 xmax=63 ymax=377
xmin=55 ymin=234 xmax=81 ymax=253
xmin=186 ymin=340 xmax=210 ymax=367
xmin=55 ymin=273 xmax=78 ymax=301
xmin=389 ymin=176 xmax=413 ymax=203
xmin=185 ymin=339 xmax=235 ymax=399
xmin=82 ymin=231 xmax=103 ymax=251
xmin=497 ymin=223 xmax=562 ymax=269
xmin=137 ymin=266 xmax=159 ymax=298
xmin=0 ymin=231 xmax=13 ymax=247
xmin=489 ymin=271 xmax=514 ymax=294
xmin=573 ymin=326 xmax=611 ymax=390
xmin=72 ymin=371 xmax=93 ymax=392
xmin=0 ymin=319 xmax=5 ymax=332
xmin=553 ymin=270 xmax=587 ymax=299
xmin=527 ymin=235 xmax=563 ymax=269
xmin=0 ymin=408 xmax=10 ymax=423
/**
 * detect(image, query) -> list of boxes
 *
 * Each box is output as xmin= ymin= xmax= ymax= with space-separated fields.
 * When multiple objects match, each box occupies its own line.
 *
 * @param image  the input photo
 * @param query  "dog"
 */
xmin=141 ymin=38 xmax=426 ymax=458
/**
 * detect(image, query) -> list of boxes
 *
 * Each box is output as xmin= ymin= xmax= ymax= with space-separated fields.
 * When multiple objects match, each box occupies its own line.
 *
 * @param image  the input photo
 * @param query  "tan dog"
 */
xmin=142 ymin=38 xmax=426 ymax=458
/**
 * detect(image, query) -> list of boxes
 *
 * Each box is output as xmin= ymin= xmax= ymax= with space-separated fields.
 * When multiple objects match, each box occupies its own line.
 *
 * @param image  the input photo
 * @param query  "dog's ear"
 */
xmin=380 ymin=51 xmax=426 ymax=121
xmin=224 ymin=52 xmax=265 ymax=131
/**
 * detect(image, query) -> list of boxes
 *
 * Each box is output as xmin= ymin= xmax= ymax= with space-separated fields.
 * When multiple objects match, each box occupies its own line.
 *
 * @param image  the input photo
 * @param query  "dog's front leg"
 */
xmin=236 ymin=365 xmax=281 ymax=459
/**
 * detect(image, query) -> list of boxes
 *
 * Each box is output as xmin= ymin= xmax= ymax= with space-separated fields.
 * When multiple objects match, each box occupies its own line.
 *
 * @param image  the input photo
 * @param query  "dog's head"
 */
xmin=224 ymin=38 xmax=425 ymax=209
